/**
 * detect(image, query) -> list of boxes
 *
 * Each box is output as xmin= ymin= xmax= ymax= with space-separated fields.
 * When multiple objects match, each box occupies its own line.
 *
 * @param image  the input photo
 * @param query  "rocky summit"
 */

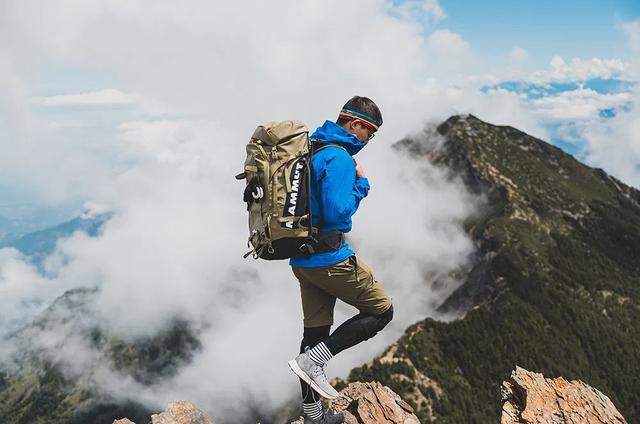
xmin=349 ymin=114 xmax=640 ymax=423
xmin=112 ymin=401 xmax=215 ymax=424
xmin=501 ymin=367 xmax=626 ymax=424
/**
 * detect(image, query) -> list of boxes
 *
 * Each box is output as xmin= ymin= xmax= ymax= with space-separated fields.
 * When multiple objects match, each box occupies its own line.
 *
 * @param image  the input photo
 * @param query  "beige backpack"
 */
xmin=237 ymin=121 xmax=346 ymax=260
xmin=236 ymin=121 xmax=315 ymax=259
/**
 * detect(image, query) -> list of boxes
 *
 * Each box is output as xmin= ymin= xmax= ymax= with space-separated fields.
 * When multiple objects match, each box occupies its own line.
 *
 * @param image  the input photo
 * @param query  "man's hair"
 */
xmin=336 ymin=96 xmax=383 ymax=128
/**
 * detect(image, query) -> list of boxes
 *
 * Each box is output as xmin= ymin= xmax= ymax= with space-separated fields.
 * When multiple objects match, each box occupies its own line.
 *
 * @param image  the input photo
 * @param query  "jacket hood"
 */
xmin=310 ymin=120 xmax=366 ymax=156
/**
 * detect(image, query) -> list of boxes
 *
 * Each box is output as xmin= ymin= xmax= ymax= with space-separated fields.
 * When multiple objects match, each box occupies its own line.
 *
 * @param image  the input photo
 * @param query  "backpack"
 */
xmin=236 ymin=120 xmax=344 ymax=260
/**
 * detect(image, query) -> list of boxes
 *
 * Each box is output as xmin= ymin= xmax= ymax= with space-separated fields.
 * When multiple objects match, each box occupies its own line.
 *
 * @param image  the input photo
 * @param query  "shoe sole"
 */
xmin=287 ymin=359 xmax=339 ymax=400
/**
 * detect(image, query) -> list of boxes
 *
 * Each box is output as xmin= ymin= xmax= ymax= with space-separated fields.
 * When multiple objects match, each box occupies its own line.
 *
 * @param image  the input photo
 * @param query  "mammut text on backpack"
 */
xmin=282 ymin=159 xmax=307 ymax=228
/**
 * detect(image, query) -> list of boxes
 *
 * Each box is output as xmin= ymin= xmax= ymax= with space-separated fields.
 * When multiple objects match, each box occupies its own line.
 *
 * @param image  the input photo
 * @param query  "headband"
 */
xmin=339 ymin=108 xmax=382 ymax=130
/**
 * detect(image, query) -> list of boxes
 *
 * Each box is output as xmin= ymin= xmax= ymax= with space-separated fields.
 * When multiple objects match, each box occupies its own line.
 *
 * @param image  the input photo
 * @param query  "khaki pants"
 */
xmin=292 ymin=256 xmax=392 ymax=327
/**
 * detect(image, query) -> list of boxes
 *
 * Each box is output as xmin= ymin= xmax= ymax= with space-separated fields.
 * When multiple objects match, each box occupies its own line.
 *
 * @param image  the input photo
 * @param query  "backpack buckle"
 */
xmin=298 ymin=243 xmax=315 ymax=258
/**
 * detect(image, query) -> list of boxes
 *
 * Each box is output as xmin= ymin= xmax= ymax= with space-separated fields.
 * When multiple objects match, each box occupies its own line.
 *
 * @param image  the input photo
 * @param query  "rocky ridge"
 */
xmin=111 ymin=370 xmax=627 ymax=423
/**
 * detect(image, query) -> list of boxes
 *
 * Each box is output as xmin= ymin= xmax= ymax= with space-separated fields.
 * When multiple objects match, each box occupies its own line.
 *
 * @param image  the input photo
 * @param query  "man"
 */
xmin=287 ymin=96 xmax=394 ymax=423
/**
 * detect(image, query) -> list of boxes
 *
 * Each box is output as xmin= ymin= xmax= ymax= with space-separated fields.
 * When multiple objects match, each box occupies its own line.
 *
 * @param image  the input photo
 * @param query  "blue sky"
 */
xmin=434 ymin=0 xmax=639 ymax=68
xmin=404 ymin=0 xmax=639 ymax=174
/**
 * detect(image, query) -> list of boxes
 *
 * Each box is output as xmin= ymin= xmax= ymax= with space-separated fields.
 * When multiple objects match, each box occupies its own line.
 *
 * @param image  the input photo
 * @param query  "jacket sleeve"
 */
xmin=320 ymin=150 xmax=370 ymax=224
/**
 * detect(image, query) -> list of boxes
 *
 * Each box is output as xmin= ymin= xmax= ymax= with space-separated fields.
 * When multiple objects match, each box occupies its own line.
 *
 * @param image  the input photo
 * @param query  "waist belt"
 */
xmin=298 ymin=231 xmax=344 ymax=257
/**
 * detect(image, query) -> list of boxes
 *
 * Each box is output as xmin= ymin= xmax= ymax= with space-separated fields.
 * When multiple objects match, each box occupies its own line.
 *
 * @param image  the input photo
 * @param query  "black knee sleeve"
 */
xmin=359 ymin=305 xmax=394 ymax=340
xmin=378 ymin=304 xmax=394 ymax=329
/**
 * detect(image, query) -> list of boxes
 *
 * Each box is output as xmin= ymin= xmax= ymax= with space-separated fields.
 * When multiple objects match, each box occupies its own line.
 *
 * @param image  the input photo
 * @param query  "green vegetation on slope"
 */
xmin=349 ymin=115 xmax=640 ymax=423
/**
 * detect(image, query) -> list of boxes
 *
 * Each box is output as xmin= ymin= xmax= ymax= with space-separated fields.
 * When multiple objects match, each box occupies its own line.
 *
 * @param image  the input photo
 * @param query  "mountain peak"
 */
xmin=432 ymin=114 xmax=640 ymax=235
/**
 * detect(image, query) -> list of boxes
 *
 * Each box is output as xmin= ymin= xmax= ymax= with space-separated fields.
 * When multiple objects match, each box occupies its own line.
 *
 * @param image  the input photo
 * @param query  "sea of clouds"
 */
xmin=0 ymin=0 xmax=638 ymax=421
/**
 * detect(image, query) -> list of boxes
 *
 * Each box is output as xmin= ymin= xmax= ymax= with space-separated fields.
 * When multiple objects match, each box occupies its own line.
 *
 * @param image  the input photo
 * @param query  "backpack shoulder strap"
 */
xmin=312 ymin=141 xmax=348 ymax=155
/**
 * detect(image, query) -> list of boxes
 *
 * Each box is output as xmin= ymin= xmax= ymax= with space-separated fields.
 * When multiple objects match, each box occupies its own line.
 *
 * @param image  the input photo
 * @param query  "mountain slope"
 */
xmin=0 ymin=288 xmax=201 ymax=424
xmin=348 ymin=114 xmax=640 ymax=423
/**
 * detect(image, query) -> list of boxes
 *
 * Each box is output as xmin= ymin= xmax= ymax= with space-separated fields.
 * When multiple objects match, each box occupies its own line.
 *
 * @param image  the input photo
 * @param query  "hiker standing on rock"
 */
xmin=287 ymin=97 xmax=394 ymax=424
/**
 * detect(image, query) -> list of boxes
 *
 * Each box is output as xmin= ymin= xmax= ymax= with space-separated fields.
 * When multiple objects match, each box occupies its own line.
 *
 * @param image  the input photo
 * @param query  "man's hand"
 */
xmin=353 ymin=157 xmax=365 ymax=178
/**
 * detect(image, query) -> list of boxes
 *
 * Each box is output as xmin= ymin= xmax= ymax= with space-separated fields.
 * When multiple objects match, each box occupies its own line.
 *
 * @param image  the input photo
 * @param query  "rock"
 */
xmin=333 ymin=381 xmax=420 ymax=424
xmin=150 ymin=401 xmax=215 ymax=424
xmin=112 ymin=401 xmax=215 ymax=424
xmin=291 ymin=381 xmax=420 ymax=424
xmin=501 ymin=366 xmax=627 ymax=424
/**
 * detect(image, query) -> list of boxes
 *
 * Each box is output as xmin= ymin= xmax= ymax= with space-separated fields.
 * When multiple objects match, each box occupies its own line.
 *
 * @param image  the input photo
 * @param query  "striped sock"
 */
xmin=307 ymin=342 xmax=333 ymax=365
xmin=303 ymin=400 xmax=323 ymax=420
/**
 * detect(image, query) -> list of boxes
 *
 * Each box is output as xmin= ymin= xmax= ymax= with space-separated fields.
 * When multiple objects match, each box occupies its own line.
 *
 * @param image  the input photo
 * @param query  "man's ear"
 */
xmin=341 ymin=120 xmax=356 ymax=134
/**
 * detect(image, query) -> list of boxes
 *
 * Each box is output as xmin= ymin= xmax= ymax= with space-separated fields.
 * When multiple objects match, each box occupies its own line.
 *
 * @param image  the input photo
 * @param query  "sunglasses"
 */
xmin=353 ymin=119 xmax=377 ymax=140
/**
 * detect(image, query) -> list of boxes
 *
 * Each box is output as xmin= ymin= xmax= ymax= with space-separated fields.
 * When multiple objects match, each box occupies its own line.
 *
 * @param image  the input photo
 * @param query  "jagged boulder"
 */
xmin=291 ymin=381 xmax=420 ymax=424
xmin=112 ymin=401 xmax=215 ymax=424
xmin=501 ymin=367 xmax=627 ymax=424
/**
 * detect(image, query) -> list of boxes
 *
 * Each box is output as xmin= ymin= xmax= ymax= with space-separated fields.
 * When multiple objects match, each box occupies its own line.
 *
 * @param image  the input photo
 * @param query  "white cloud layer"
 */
xmin=510 ymin=46 xmax=529 ymax=65
xmin=0 ymin=0 xmax=492 ymax=421
xmin=531 ymin=55 xmax=629 ymax=83
xmin=0 ymin=121 xmax=478 ymax=421
xmin=32 ymin=89 xmax=136 ymax=107
xmin=531 ymin=87 xmax=631 ymax=121
xmin=621 ymin=18 xmax=640 ymax=55
xmin=425 ymin=29 xmax=475 ymax=74
xmin=621 ymin=18 xmax=640 ymax=79
xmin=582 ymin=87 xmax=640 ymax=188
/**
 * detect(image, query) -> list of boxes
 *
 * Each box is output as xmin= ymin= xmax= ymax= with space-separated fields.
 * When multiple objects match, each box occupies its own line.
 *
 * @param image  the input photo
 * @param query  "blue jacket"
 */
xmin=290 ymin=120 xmax=370 ymax=268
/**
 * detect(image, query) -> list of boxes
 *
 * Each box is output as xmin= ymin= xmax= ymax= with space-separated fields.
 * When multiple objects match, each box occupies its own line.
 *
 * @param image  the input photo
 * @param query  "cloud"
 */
xmin=531 ymin=55 xmax=629 ymax=83
xmin=426 ymin=29 xmax=472 ymax=59
xmin=621 ymin=18 xmax=640 ymax=55
xmin=0 ymin=248 xmax=76 ymax=342
xmin=32 ymin=89 xmax=136 ymax=108
xmin=0 ymin=0 xmax=485 ymax=205
xmin=423 ymin=29 xmax=477 ymax=77
xmin=620 ymin=18 xmax=640 ymax=80
xmin=480 ymin=47 xmax=638 ymax=185
xmin=581 ymin=87 xmax=640 ymax=188
xmin=0 ymin=0 xmax=435 ymax=207
xmin=386 ymin=0 xmax=446 ymax=28
xmin=0 ymin=2 xmax=490 ymax=419
xmin=510 ymin=46 xmax=529 ymax=65
xmin=531 ymin=87 xmax=631 ymax=121
xmin=1 ymin=121 xmax=477 ymax=421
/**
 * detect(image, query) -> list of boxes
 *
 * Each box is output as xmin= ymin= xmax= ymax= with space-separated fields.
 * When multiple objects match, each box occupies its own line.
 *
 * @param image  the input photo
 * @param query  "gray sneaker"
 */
xmin=305 ymin=409 xmax=344 ymax=423
xmin=288 ymin=349 xmax=340 ymax=399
